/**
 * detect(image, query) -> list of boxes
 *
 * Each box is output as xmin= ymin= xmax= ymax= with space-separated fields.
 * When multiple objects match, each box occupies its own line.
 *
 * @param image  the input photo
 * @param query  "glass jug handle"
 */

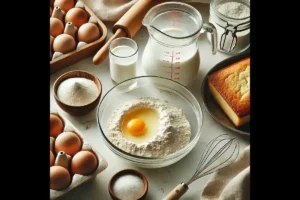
xmin=203 ymin=22 xmax=217 ymax=55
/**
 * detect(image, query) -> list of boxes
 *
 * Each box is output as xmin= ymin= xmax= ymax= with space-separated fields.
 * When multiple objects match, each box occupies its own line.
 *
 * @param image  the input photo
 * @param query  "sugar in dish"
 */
xmin=109 ymin=169 xmax=148 ymax=200
xmin=113 ymin=175 xmax=144 ymax=200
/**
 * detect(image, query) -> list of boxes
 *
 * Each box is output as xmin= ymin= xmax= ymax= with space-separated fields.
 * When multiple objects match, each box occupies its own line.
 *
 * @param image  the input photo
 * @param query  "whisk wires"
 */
xmin=186 ymin=134 xmax=239 ymax=185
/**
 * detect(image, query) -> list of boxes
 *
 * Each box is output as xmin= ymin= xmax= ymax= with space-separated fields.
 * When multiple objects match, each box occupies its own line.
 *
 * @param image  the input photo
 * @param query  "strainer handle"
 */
xmin=203 ymin=22 xmax=217 ymax=55
xmin=163 ymin=183 xmax=189 ymax=200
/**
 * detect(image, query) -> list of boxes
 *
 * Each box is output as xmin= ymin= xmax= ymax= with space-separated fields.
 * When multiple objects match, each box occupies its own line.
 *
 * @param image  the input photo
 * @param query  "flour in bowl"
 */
xmin=107 ymin=97 xmax=191 ymax=157
xmin=57 ymin=77 xmax=98 ymax=106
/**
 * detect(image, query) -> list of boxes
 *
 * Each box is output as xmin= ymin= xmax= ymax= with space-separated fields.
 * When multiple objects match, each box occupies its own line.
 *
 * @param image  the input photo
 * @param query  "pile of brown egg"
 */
xmin=50 ymin=0 xmax=102 ymax=61
xmin=50 ymin=113 xmax=99 ymax=191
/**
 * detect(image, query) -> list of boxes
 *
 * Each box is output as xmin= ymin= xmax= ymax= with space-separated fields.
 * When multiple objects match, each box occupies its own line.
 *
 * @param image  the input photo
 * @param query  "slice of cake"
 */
xmin=208 ymin=57 xmax=250 ymax=127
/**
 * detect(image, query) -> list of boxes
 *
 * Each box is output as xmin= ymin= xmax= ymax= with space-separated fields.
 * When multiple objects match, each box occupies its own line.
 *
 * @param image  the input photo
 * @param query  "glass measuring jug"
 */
xmin=141 ymin=2 xmax=217 ymax=86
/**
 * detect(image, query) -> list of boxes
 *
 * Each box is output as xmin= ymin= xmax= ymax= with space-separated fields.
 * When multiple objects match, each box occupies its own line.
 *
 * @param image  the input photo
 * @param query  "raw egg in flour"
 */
xmin=121 ymin=107 xmax=159 ymax=144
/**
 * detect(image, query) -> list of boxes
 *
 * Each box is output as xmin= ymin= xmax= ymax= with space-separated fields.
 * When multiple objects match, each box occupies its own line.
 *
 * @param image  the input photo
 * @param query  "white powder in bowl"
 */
xmin=112 ymin=174 xmax=145 ymax=200
xmin=57 ymin=77 xmax=98 ymax=106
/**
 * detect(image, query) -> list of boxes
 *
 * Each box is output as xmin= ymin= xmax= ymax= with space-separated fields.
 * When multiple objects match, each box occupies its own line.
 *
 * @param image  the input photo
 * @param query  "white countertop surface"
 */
xmin=50 ymin=3 xmax=250 ymax=200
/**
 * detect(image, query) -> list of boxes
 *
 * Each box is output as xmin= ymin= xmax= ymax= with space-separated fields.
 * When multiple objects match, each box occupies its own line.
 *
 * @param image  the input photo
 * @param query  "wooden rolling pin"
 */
xmin=93 ymin=0 xmax=163 ymax=65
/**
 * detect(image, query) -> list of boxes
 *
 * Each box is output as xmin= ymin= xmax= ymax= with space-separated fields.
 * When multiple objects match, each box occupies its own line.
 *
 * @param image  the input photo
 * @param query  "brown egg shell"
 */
xmin=50 ymin=150 xmax=55 ymax=167
xmin=50 ymin=18 xmax=64 ymax=37
xmin=71 ymin=150 xmax=99 ymax=176
xmin=53 ymin=34 xmax=76 ymax=54
xmin=54 ymin=0 xmax=74 ymax=13
xmin=51 ymin=117 xmax=84 ymax=152
xmin=77 ymin=23 xmax=101 ymax=43
xmin=65 ymin=7 xmax=88 ymax=28
xmin=54 ymin=131 xmax=83 ymax=156
xmin=50 ymin=0 xmax=55 ymax=7
xmin=50 ymin=113 xmax=65 ymax=138
xmin=50 ymin=166 xmax=71 ymax=190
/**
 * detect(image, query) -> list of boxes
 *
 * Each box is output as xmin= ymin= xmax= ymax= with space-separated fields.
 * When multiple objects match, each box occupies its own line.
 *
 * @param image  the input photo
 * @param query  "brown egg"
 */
xmin=50 ymin=35 xmax=54 ymax=50
xmin=54 ymin=0 xmax=74 ymax=13
xmin=50 ymin=18 xmax=64 ymax=37
xmin=50 ymin=35 xmax=54 ymax=60
xmin=78 ymin=23 xmax=100 ymax=43
xmin=53 ymin=34 xmax=76 ymax=53
xmin=65 ymin=8 xmax=88 ymax=28
xmin=71 ymin=151 xmax=98 ymax=175
xmin=50 ymin=166 xmax=71 ymax=190
xmin=50 ymin=6 xmax=53 ymax=16
xmin=55 ymin=131 xmax=82 ymax=156
xmin=50 ymin=150 xmax=55 ymax=166
xmin=50 ymin=114 xmax=64 ymax=137
xmin=50 ymin=0 xmax=55 ymax=7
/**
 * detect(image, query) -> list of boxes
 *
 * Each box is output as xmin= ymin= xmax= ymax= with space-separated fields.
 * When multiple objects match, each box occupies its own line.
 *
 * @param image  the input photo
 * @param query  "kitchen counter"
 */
xmin=50 ymin=3 xmax=250 ymax=200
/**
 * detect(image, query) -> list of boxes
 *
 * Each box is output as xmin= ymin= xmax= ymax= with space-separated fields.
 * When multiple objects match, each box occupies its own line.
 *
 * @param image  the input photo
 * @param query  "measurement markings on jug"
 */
xmin=163 ymin=51 xmax=172 ymax=77
xmin=162 ymin=50 xmax=181 ymax=81
xmin=174 ymin=51 xmax=181 ymax=81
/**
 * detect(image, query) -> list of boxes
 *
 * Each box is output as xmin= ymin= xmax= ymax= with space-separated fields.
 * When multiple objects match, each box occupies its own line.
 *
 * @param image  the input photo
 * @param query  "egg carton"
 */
xmin=50 ymin=0 xmax=107 ymax=74
xmin=50 ymin=108 xmax=108 ymax=199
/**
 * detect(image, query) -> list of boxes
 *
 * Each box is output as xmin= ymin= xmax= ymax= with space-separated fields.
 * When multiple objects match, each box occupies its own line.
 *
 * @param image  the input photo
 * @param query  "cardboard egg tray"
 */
xmin=50 ymin=108 xmax=108 ymax=199
xmin=50 ymin=0 xmax=107 ymax=74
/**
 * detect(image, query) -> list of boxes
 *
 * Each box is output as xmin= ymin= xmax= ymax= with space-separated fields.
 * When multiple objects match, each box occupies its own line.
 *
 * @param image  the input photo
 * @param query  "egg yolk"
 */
xmin=127 ymin=118 xmax=146 ymax=136
xmin=121 ymin=107 xmax=159 ymax=144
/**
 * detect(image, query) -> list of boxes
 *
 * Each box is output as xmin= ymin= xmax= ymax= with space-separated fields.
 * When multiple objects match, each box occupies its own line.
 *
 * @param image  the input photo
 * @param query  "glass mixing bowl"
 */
xmin=97 ymin=76 xmax=203 ymax=168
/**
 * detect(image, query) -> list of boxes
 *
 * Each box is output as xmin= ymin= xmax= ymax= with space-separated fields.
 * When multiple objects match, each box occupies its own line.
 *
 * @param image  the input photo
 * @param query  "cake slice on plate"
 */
xmin=208 ymin=57 xmax=250 ymax=127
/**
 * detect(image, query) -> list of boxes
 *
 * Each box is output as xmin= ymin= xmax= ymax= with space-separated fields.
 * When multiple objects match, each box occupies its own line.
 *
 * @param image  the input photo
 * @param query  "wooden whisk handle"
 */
xmin=163 ymin=183 xmax=189 ymax=200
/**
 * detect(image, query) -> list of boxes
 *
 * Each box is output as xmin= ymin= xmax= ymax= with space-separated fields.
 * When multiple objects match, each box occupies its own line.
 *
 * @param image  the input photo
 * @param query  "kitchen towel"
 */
xmin=201 ymin=145 xmax=250 ymax=200
xmin=81 ymin=0 xmax=210 ymax=22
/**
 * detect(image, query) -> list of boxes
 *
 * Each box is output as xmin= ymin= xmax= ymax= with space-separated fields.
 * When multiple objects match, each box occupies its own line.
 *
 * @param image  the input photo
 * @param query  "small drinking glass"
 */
xmin=108 ymin=37 xmax=139 ymax=84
